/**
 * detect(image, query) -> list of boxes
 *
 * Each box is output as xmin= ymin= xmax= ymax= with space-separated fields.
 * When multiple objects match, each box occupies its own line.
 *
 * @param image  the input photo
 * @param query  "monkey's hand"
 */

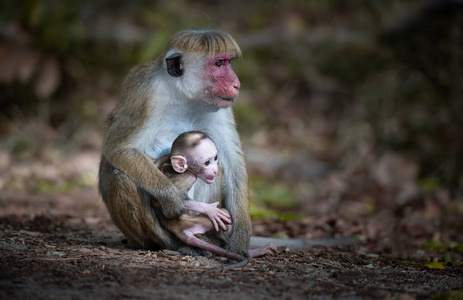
xmin=150 ymin=153 xmax=170 ymax=168
xmin=201 ymin=202 xmax=232 ymax=232
xmin=184 ymin=200 xmax=231 ymax=231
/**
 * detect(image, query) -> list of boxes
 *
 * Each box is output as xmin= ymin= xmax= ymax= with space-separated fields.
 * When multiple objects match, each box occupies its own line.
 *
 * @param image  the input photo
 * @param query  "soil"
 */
xmin=1 ymin=189 xmax=462 ymax=300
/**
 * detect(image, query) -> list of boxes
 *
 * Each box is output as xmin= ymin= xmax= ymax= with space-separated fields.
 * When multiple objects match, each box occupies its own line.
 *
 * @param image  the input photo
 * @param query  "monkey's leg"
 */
xmin=106 ymin=169 xmax=172 ymax=249
xmin=175 ymin=220 xmax=249 ymax=272
xmin=205 ymin=222 xmax=277 ymax=258
xmin=181 ymin=224 xmax=247 ymax=261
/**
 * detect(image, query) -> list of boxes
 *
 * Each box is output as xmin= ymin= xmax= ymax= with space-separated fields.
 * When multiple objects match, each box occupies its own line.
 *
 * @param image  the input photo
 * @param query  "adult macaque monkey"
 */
xmin=153 ymin=131 xmax=276 ymax=263
xmin=99 ymin=29 xmax=260 ymax=257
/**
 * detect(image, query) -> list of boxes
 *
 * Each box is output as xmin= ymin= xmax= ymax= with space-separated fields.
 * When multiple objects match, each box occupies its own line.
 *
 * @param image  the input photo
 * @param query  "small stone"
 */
xmin=364 ymin=264 xmax=374 ymax=269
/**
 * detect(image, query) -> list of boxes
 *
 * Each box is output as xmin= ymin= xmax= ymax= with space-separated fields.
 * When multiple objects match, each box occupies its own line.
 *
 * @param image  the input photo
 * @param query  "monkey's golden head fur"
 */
xmin=165 ymin=29 xmax=242 ymax=57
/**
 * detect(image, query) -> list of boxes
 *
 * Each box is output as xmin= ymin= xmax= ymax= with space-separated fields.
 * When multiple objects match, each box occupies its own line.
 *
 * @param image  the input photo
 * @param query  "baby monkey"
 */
xmin=153 ymin=131 xmax=250 ymax=267
xmin=158 ymin=131 xmax=231 ymax=232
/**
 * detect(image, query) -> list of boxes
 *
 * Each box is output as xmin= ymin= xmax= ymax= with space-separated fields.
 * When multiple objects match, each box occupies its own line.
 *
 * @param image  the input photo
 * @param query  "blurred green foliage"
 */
xmin=1 ymin=0 xmax=462 ymax=197
xmin=249 ymin=176 xmax=304 ymax=220
xmin=422 ymin=239 xmax=463 ymax=254
xmin=432 ymin=291 xmax=463 ymax=300
xmin=2 ymin=0 xmax=85 ymax=53
xmin=371 ymin=3 xmax=463 ymax=190
xmin=34 ymin=171 xmax=95 ymax=194
xmin=312 ymin=42 xmax=387 ymax=86
xmin=250 ymin=176 xmax=297 ymax=209
xmin=444 ymin=252 xmax=462 ymax=267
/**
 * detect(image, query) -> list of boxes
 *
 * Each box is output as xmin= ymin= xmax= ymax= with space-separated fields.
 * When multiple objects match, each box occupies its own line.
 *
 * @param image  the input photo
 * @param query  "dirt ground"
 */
xmin=0 ymin=188 xmax=462 ymax=300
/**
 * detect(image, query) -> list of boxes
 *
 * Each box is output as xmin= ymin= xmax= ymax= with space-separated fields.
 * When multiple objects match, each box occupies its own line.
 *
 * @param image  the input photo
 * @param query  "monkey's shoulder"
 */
xmin=118 ymin=60 xmax=162 ymax=101
xmin=125 ymin=59 xmax=161 ymax=82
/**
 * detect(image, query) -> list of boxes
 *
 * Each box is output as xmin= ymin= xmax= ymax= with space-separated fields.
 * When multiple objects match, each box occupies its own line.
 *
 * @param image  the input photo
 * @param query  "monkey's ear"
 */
xmin=165 ymin=53 xmax=184 ymax=77
xmin=171 ymin=155 xmax=188 ymax=173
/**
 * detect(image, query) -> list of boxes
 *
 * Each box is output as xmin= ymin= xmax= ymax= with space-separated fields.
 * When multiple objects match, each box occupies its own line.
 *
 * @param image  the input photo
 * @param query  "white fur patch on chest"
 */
xmin=130 ymin=111 xmax=192 ymax=158
xmin=131 ymin=122 xmax=189 ymax=158
xmin=128 ymin=87 xmax=233 ymax=161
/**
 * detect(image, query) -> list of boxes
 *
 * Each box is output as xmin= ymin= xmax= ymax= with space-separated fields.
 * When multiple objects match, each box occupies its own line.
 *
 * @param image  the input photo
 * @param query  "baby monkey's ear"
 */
xmin=171 ymin=155 xmax=188 ymax=173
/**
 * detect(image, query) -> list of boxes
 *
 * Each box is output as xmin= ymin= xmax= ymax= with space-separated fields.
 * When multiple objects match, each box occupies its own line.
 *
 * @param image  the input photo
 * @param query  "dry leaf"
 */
xmin=424 ymin=262 xmax=445 ymax=269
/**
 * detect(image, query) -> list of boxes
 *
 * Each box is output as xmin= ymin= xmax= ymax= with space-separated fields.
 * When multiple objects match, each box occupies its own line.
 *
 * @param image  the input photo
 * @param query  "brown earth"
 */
xmin=1 ymin=189 xmax=462 ymax=300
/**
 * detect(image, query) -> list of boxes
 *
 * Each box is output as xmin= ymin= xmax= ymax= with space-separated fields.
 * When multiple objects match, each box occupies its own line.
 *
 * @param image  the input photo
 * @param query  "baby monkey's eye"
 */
xmin=215 ymin=60 xmax=224 ymax=67
xmin=214 ymin=155 xmax=218 ymax=161
xmin=205 ymin=160 xmax=211 ymax=166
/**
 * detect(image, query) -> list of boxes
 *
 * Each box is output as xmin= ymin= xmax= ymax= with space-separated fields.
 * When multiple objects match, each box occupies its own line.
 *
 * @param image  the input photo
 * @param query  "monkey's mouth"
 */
xmin=209 ymin=96 xmax=235 ymax=109
xmin=205 ymin=176 xmax=216 ymax=184
xmin=219 ymin=97 xmax=234 ymax=102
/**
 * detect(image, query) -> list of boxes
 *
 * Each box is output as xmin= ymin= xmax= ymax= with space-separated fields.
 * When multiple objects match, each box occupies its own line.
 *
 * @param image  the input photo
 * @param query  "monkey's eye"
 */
xmin=215 ymin=60 xmax=224 ymax=67
xmin=214 ymin=155 xmax=218 ymax=161
xmin=205 ymin=160 xmax=211 ymax=166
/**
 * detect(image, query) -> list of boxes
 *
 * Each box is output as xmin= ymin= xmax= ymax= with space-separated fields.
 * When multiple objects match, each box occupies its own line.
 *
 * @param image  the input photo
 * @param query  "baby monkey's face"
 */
xmin=187 ymin=138 xmax=219 ymax=184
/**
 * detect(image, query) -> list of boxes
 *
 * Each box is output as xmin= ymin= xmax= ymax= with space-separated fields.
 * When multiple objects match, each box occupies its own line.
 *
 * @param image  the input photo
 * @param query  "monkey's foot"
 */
xmin=248 ymin=243 xmax=278 ymax=257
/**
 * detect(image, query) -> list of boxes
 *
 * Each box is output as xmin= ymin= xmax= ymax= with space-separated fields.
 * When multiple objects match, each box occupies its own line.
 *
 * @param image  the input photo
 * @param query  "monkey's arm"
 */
xmin=201 ymin=112 xmax=252 ymax=256
xmin=224 ymin=172 xmax=252 ymax=256
xmin=102 ymin=135 xmax=187 ymax=219
xmin=220 ymin=141 xmax=252 ymax=255
xmin=151 ymin=154 xmax=170 ymax=167
xmin=100 ymin=62 xmax=187 ymax=219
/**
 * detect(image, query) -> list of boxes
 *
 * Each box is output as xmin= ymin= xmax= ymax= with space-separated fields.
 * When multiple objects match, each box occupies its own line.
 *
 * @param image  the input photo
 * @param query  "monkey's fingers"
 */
xmin=217 ymin=212 xmax=232 ymax=224
xmin=211 ymin=218 xmax=219 ymax=232
xmin=269 ymin=243 xmax=278 ymax=253
xmin=215 ymin=216 xmax=228 ymax=231
xmin=264 ymin=243 xmax=278 ymax=256
xmin=218 ymin=210 xmax=231 ymax=221
xmin=266 ymin=247 xmax=277 ymax=255
xmin=248 ymin=243 xmax=278 ymax=257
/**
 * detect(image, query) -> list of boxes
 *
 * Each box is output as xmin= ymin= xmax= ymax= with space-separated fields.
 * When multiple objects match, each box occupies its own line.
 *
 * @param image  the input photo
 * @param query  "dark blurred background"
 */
xmin=1 ymin=0 xmax=462 ymax=257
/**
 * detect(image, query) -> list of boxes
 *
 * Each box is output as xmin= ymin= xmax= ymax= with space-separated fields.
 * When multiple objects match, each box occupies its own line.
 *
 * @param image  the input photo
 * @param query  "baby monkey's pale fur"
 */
xmin=155 ymin=131 xmax=248 ymax=266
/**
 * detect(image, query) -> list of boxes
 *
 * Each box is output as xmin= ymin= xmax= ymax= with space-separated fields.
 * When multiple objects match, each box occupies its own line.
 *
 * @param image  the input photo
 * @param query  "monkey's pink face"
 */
xmin=188 ymin=139 xmax=219 ymax=184
xmin=203 ymin=54 xmax=240 ymax=109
